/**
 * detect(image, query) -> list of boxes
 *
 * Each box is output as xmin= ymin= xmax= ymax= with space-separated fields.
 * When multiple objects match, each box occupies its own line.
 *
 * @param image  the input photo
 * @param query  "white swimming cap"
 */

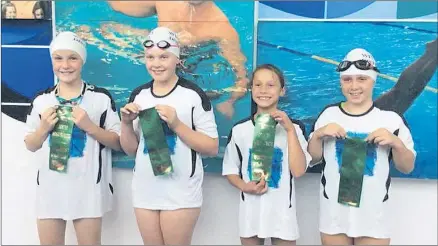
xmin=49 ymin=31 xmax=87 ymax=64
xmin=145 ymin=27 xmax=180 ymax=58
xmin=340 ymin=48 xmax=378 ymax=81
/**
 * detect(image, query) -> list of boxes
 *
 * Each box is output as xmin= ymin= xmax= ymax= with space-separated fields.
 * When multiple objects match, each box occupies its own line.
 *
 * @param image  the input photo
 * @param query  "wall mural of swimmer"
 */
xmin=1 ymin=1 xmax=436 ymax=178
xmin=257 ymin=21 xmax=437 ymax=179
xmin=53 ymin=1 xmax=255 ymax=172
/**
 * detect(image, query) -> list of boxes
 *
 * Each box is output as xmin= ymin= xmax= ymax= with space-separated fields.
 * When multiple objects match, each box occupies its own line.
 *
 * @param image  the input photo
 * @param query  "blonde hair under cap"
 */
xmin=340 ymin=48 xmax=378 ymax=81
xmin=49 ymin=31 xmax=87 ymax=64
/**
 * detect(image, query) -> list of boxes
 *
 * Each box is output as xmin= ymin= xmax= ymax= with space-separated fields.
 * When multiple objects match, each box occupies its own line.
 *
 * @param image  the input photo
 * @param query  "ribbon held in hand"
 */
xmin=251 ymin=113 xmax=276 ymax=182
xmin=338 ymin=137 xmax=368 ymax=207
xmin=139 ymin=107 xmax=173 ymax=176
xmin=49 ymin=105 xmax=74 ymax=173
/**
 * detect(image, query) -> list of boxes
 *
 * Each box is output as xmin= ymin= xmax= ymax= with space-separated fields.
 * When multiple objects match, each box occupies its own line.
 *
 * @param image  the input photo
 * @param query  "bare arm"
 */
xmin=307 ymin=130 xmax=324 ymax=165
xmin=392 ymin=140 xmax=415 ymax=174
xmin=218 ymin=23 xmax=249 ymax=100
xmin=87 ymin=124 xmax=121 ymax=151
xmin=25 ymin=127 xmax=50 ymax=152
xmin=287 ymin=130 xmax=307 ymax=178
xmin=173 ymin=121 xmax=218 ymax=156
xmin=226 ymin=174 xmax=247 ymax=191
xmin=120 ymin=121 xmax=139 ymax=156
xmin=107 ymin=1 xmax=156 ymax=17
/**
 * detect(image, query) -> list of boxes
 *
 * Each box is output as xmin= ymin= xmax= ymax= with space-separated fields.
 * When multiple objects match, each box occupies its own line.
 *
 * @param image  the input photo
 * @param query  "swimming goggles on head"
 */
xmin=336 ymin=60 xmax=380 ymax=73
xmin=143 ymin=40 xmax=179 ymax=49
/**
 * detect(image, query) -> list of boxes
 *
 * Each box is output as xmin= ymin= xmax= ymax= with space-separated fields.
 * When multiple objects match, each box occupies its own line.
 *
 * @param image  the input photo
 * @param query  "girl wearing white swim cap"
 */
xmin=120 ymin=26 xmax=219 ymax=245
xmin=308 ymin=48 xmax=416 ymax=245
xmin=25 ymin=31 xmax=122 ymax=245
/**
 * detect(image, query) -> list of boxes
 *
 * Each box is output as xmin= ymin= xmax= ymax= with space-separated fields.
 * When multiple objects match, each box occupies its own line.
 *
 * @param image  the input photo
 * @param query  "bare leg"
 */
xmin=354 ymin=236 xmax=390 ymax=245
xmin=37 ymin=219 xmax=67 ymax=245
xmin=134 ymin=208 xmax=165 ymax=245
xmin=241 ymin=236 xmax=265 ymax=245
xmin=271 ymin=237 xmax=296 ymax=245
xmin=160 ymin=207 xmax=201 ymax=245
xmin=320 ymin=232 xmax=353 ymax=245
xmin=73 ymin=217 xmax=102 ymax=245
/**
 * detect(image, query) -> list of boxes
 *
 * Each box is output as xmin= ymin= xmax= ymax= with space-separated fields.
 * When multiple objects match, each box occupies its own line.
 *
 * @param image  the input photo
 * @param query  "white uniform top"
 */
xmin=222 ymin=116 xmax=311 ymax=240
xmin=25 ymin=82 xmax=121 ymax=220
xmin=129 ymin=78 xmax=218 ymax=210
xmin=309 ymin=103 xmax=416 ymax=238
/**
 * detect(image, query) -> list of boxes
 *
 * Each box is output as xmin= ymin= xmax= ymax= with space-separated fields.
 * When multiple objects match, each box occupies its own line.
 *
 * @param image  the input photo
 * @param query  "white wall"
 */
xmin=1 ymin=113 xmax=437 ymax=245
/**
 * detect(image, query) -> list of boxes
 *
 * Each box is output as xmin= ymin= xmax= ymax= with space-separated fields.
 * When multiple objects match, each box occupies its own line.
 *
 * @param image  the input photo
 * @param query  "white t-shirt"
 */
xmin=129 ymin=78 xmax=218 ymax=210
xmin=310 ymin=103 xmax=416 ymax=238
xmin=25 ymin=82 xmax=121 ymax=220
xmin=222 ymin=115 xmax=311 ymax=240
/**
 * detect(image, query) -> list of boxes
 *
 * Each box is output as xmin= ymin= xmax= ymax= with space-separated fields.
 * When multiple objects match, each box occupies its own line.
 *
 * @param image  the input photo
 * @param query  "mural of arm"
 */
xmin=215 ymin=22 xmax=250 ymax=119
xmin=375 ymin=38 xmax=437 ymax=115
xmin=107 ymin=1 xmax=156 ymax=17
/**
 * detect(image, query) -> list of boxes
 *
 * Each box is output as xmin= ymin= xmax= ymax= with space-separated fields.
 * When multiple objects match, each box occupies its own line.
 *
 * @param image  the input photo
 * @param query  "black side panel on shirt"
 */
xmin=383 ymin=129 xmax=399 ymax=202
xmin=235 ymin=143 xmax=245 ymax=201
xmin=289 ymin=172 xmax=293 ymax=208
xmin=190 ymin=107 xmax=196 ymax=178
xmin=321 ymin=158 xmax=329 ymax=199
xmin=96 ymin=110 xmax=107 ymax=184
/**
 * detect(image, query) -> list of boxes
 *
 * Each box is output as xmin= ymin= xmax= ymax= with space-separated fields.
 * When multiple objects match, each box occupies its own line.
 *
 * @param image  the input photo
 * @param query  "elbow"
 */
xmin=398 ymin=162 xmax=415 ymax=174
xmin=120 ymin=143 xmax=137 ymax=157
xmin=24 ymin=139 xmax=40 ymax=153
xmin=203 ymin=138 xmax=219 ymax=157
xmin=121 ymin=146 xmax=137 ymax=157
xmin=113 ymin=137 xmax=122 ymax=152
xmin=107 ymin=1 xmax=122 ymax=12
xmin=293 ymin=170 xmax=306 ymax=178
xmin=113 ymin=143 xmax=122 ymax=152
xmin=395 ymin=153 xmax=416 ymax=174
xmin=290 ymin=160 xmax=307 ymax=178
xmin=291 ymin=165 xmax=306 ymax=178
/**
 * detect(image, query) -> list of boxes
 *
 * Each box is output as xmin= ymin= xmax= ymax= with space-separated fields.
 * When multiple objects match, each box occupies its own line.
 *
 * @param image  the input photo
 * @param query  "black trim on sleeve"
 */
xmin=178 ymin=78 xmax=212 ymax=111
xmin=87 ymin=85 xmax=117 ymax=112
xmin=310 ymin=103 xmax=340 ymax=133
xmin=128 ymin=82 xmax=153 ymax=103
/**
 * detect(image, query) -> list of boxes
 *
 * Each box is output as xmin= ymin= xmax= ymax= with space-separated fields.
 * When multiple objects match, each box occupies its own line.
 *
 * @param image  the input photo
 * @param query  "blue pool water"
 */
xmin=257 ymin=21 xmax=437 ymax=179
xmin=55 ymin=2 xmax=255 ymax=172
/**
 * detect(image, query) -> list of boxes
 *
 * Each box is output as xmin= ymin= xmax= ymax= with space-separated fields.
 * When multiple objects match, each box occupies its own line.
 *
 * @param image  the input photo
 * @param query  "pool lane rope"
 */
xmin=258 ymin=40 xmax=437 ymax=94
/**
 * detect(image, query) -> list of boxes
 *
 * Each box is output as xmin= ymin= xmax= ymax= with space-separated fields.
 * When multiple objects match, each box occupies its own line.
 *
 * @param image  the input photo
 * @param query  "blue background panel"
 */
xmin=1 ymin=47 xmax=54 ymax=101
